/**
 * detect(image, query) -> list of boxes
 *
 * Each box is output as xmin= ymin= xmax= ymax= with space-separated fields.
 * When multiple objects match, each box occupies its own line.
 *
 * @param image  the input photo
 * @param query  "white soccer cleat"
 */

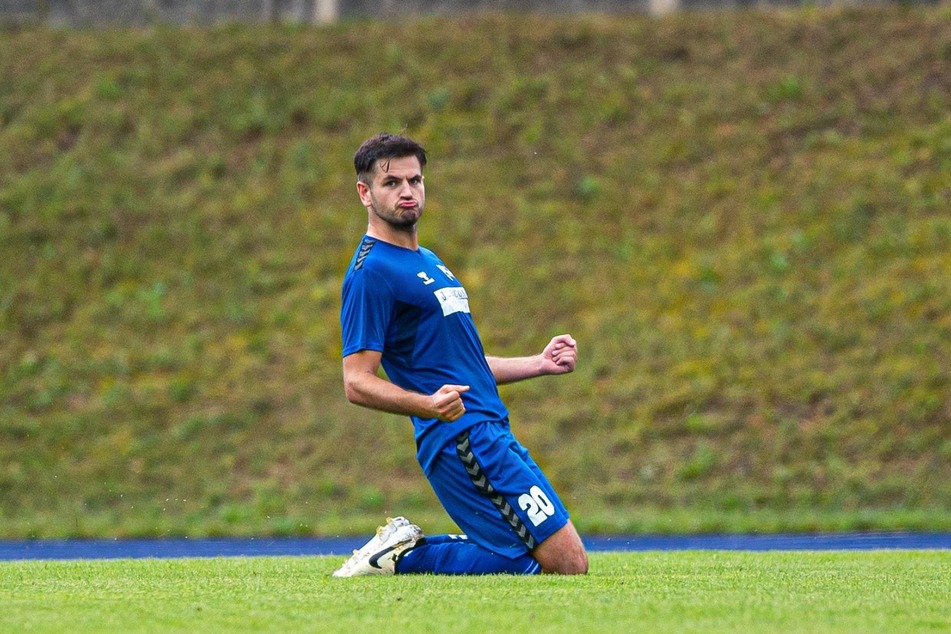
xmin=332 ymin=517 xmax=423 ymax=577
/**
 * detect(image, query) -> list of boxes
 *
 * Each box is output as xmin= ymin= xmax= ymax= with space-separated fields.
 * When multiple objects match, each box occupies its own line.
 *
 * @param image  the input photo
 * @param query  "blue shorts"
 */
xmin=423 ymin=419 xmax=570 ymax=559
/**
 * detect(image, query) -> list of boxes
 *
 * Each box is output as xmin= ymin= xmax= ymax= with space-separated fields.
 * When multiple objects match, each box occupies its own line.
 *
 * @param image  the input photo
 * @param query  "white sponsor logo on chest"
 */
xmin=433 ymin=287 xmax=470 ymax=316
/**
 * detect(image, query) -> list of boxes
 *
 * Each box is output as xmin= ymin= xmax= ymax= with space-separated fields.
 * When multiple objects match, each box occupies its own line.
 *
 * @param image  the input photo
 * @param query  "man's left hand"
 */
xmin=541 ymin=334 xmax=577 ymax=375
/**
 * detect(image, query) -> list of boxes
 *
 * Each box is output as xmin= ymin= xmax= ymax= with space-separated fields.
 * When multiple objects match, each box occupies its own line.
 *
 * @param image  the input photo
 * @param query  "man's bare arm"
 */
xmin=342 ymin=349 xmax=469 ymax=422
xmin=486 ymin=334 xmax=578 ymax=386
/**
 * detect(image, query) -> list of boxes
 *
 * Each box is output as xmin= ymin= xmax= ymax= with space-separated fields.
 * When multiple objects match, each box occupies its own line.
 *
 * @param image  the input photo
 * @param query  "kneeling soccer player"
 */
xmin=334 ymin=133 xmax=588 ymax=576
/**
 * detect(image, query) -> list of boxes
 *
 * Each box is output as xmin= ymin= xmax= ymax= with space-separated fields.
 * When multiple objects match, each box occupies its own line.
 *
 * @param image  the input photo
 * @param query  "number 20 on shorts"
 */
xmin=518 ymin=485 xmax=555 ymax=526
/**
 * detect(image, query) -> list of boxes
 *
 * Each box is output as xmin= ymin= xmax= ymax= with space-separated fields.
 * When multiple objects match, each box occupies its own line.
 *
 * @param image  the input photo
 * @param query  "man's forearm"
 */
xmin=344 ymin=371 xmax=432 ymax=418
xmin=485 ymin=355 xmax=545 ymax=385
xmin=344 ymin=369 xmax=470 ymax=422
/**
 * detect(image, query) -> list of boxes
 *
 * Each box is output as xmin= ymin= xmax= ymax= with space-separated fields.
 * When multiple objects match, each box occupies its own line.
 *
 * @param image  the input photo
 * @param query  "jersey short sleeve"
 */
xmin=340 ymin=264 xmax=391 ymax=358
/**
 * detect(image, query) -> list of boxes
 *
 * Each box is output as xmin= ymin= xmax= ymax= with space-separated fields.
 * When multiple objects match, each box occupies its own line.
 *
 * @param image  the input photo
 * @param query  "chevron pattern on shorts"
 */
xmin=456 ymin=431 xmax=537 ymax=550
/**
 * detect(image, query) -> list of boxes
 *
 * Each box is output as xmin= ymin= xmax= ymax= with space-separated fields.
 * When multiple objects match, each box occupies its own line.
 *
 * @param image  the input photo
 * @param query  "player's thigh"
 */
xmin=427 ymin=422 xmax=570 ymax=558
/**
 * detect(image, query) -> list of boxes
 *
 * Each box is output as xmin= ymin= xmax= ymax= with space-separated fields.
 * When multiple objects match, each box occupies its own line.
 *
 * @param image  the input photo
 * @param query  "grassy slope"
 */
xmin=2 ymin=552 xmax=950 ymax=633
xmin=1 ymin=7 xmax=950 ymax=538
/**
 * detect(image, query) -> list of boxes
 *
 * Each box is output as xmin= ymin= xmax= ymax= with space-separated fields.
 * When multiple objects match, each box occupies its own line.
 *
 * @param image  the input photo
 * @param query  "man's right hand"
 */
xmin=430 ymin=385 xmax=470 ymax=421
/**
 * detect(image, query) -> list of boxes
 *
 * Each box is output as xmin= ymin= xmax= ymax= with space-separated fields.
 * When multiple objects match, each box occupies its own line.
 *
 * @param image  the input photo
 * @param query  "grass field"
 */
xmin=2 ymin=551 xmax=949 ymax=633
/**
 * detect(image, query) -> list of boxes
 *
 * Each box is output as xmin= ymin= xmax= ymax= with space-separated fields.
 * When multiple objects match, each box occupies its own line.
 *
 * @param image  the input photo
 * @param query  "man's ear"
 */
xmin=356 ymin=180 xmax=371 ymax=206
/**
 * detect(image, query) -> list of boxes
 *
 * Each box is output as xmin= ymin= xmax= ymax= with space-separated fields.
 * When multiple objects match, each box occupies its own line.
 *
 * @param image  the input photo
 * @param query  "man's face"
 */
xmin=357 ymin=155 xmax=425 ymax=230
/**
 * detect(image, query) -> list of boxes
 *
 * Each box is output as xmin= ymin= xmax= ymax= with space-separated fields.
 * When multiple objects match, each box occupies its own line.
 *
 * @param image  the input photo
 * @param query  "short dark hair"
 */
xmin=354 ymin=133 xmax=427 ymax=184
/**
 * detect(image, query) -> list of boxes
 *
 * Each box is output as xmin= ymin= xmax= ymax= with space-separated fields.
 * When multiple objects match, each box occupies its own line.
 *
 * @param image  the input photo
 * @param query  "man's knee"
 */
xmin=543 ymin=550 xmax=589 ymax=575
xmin=532 ymin=521 xmax=589 ymax=575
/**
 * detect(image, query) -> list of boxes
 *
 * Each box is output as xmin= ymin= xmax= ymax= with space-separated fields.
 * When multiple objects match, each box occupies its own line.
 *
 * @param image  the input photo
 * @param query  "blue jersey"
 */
xmin=340 ymin=236 xmax=509 ymax=472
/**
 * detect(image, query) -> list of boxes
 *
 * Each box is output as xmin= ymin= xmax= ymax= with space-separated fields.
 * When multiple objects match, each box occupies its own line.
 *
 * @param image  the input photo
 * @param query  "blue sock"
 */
xmin=396 ymin=535 xmax=540 ymax=575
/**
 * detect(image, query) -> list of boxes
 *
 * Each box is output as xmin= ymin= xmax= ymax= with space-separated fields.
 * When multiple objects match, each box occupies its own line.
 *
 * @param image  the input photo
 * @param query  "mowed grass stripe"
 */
xmin=1 ymin=551 xmax=948 ymax=633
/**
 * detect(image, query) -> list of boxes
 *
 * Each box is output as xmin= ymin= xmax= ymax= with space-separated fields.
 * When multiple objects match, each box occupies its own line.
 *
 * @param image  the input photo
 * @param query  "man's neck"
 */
xmin=366 ymin=224 xmax=419 ymax=250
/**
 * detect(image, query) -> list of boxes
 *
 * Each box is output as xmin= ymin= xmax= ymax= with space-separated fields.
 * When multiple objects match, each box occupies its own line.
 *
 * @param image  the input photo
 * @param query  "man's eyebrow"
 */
xmin=381 ymin=173 xmax=423 ymax=182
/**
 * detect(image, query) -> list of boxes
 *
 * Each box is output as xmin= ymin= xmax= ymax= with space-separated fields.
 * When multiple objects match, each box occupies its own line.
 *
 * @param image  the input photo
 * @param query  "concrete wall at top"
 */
xmin=0 ymin=0 xmax=918 ymax=25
